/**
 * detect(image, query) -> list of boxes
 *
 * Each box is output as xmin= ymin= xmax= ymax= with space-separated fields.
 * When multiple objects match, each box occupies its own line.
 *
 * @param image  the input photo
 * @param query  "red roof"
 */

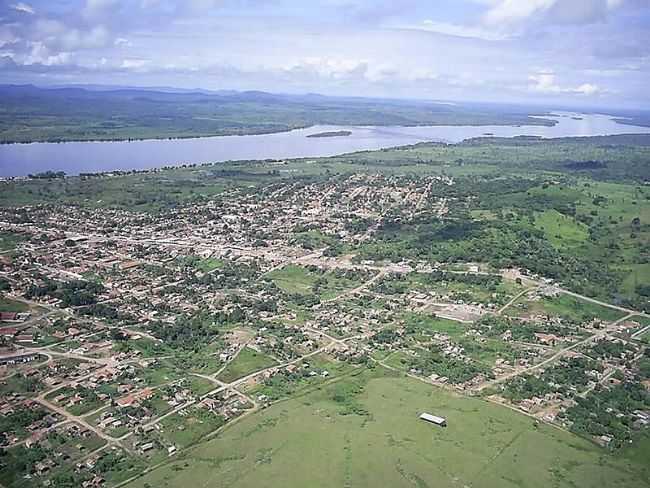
xmin=0 ymin=312 xmax=18 ymax=321
xmin=0 ymin=327 xmax=18 ymax=336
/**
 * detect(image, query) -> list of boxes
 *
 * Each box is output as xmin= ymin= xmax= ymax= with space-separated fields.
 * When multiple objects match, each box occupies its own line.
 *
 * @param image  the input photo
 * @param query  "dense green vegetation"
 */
xmin=0 ymin=407 xmax=48 ymax=442
xmin=0 ymin=231 xmax=28 ymax=252
xmin=563 ymin=380 xmax=650 ymax=449
xmin=0 ymin=85 xmax=554 ymax=143
xmin=0 ymin=373 xmax=43 ymax=397
xmin=25 ymin=279 xmax=104 ymax=307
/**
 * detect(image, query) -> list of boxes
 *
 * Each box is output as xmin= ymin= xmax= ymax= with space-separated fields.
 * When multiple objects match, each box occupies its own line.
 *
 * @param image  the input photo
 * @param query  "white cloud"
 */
xmin=607 ymin=0 xmax=624 ymax=8
xmin=285 ymin=57 xmax=369 ymax=81
xmin=484 ymin=0 xmax=555 ymax=26
xmin=483 ymin=0 xmax=626 ymax=28
xmin=528 ymin=72 xmax=604 ymax=95
xmin=83 ymin=0 xmax=119 ymax=20
xmin=23 ymin=41 xmax=72 ymax=66
xmin=404 ymin=20 xmax=509 ymax=41
xmin=574 ymin=83 xmax=601 ymax=95
xmin=10 ymin=2 xmax=35 ymax=15
xmin=114 ymin=37 xmax=132 ymax=47
xmin=33 ymin=20 xmax=111 ymax=51
xmin=121 ymin=58 xmax=150 ymax=70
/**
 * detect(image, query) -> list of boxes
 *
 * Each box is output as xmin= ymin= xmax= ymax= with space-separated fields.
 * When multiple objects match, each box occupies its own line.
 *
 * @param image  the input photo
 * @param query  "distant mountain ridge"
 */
xmin=0 ymin=84 xmax=565 ymax=144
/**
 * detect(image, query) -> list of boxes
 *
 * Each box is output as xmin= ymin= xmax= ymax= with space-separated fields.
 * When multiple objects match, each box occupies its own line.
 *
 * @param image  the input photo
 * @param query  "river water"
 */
xmin=1 ymin=112 xmax=649 ymax=177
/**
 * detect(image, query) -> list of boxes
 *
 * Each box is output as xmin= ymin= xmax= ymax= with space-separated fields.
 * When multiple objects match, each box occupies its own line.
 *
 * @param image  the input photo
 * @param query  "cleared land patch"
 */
xmin=506 ymin=293 xmax=626 ymax=323
xmin=217 ymin=347 xmax=278 ymax=383
xmin=534 ymin=209 xmax=589 ymax=249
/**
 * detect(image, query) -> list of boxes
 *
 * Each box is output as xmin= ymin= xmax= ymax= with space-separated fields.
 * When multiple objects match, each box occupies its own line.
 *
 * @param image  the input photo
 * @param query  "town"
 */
xmin=1 ymin=166 xmax=648 ymax=487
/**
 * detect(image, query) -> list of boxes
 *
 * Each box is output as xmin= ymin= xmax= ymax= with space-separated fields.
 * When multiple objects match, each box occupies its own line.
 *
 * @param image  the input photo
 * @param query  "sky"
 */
xmin=1 ymin=0 xmax=649 ymax=108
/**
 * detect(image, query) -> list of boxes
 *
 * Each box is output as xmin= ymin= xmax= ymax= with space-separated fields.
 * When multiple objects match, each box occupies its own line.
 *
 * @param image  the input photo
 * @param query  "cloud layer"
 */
xmin=1 ymin=0 xmax=648 ymax=108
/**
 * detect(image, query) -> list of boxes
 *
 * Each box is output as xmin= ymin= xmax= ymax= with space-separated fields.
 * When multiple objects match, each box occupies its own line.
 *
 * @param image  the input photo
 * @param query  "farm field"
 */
xmin=126 ymin=368 xmax=650 ymax=488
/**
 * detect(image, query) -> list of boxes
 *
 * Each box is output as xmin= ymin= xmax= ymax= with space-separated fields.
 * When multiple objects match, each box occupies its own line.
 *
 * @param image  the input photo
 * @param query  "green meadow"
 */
xmin=126 ymin=367 xmax=649 ymax=488
xmin=217 ymin=347 xmax=278 ymax=383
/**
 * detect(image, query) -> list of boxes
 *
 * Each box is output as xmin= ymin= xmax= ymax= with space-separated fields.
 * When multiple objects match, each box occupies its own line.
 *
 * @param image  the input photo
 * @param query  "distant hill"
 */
xmin=0 ymin=84 xmax=558 ymax=144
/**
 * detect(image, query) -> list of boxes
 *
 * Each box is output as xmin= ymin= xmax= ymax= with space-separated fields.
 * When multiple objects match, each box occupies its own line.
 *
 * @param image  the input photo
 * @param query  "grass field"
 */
xmin=0 ymin=297 xmax=29 ymax=313
xmin=195 ymin=258 xmax=225 ymax=273
xmin=266 ymin=265 xmax=363 ymax=300
xmin=507 ymin=293 xmax=626 ymax=323
xmin=0 ymin=231 xmax=27 ymax=251
xmin=126 ymin=367 xmax=649 ymax=488
xmin=159 ymin=407 xmax=225 ymax=449
xmin=0 ymin=373 xmax=43 ymax=397
xmin=217 ymin=347 xmax=278 ymax=383
xmin=403 ymin=313 xmax=468 ymax=339
xmin=267 ymin=265 xmax=319 ymax=294
xmin=534 ymin=209 xmax=589 ymax=249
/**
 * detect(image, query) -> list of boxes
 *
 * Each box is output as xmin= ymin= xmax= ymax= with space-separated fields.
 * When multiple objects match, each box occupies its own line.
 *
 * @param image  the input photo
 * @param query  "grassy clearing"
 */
xmin=507 ymin=293 xmax=626 ymax=323
xmin=0 ymin=297 xmax=29 ymax=313
xmin=249 ymin=354 xmax=356 ymax=402
xmin=267 ymin=265 xmax=319 ymax=294
xmin=141 ymin=363 xmax=184 ymax=387
xmin=159 ymin=407 xmax=225 ymax=449
xmin=382 ymin=351 xmax=414 ymax=371
xmin=403 ymin=313 xmax=467 ymax=339
xmin=186 ymin=376 xmax=217 ymax=396
xmin=217 ymin=347 xmax=278 ymax=383
xmin=534 ymin=209 xmax=589 ymax=249
xmin=196 ymin=258 xmax=224 ymax=273
xmin=0 ymin=373 xmax=43 ymax=397
xmin=266 ymin=265 xmax=363 ymax=300
xmin=126 ymin=367 xmax=649 ymax=488
xmin=0 ymin=231 xmax=28 ymax=251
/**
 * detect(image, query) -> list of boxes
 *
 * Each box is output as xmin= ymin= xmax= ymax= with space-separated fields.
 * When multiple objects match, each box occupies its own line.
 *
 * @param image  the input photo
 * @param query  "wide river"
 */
xmin=1 ymin=112 xmax=649 ymax=177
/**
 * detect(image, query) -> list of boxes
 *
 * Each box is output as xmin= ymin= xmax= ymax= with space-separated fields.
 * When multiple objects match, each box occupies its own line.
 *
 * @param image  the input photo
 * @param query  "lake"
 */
xmin=1 ymin=112 xmax=649 ymax=177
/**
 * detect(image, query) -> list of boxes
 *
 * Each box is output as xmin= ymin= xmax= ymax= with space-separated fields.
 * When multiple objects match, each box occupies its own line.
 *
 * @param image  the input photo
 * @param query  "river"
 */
xmin=1 ymin=112 xmax=649 ymax=177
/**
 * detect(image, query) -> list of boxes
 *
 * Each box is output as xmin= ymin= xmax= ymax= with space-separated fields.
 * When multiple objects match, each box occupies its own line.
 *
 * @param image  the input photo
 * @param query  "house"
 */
xmin=0 ymin=312 xmax=18 ymax=322
xmin=140 ymin=442 xmax=154 ymax=452
xmin=0 ymin=327 xmax=17 ymax=338
xmin=419 ymin=413 xmax=447 ymax=427
xmin=116 ymin=387 xmax=154 ymax=408
xmin=0 ymin=352 xmax=38 ymax=365
xmin=534 ymin=333 xmax=560 ymax=346
xmin=15 ymin=334 xmax=35 ymax=344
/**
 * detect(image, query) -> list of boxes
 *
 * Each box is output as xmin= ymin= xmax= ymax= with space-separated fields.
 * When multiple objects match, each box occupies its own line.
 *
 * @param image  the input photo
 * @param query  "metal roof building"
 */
xmin=419 ymin=413 xmax=447 ymax=426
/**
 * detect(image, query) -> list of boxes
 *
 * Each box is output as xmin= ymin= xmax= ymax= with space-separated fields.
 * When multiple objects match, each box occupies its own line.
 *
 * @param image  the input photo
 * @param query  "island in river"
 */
xmin=306 ymin=130 xmax=353 ymax=138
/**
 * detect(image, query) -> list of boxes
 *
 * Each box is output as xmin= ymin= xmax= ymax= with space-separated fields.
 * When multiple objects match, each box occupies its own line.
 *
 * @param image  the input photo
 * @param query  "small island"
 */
xmin=307 ymin=130 xmax=353 ymax=138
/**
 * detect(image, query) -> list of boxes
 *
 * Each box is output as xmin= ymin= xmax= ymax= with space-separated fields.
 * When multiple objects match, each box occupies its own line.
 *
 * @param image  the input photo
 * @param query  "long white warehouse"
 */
xmin=419 ymin=413 xmax=447 ymax=427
